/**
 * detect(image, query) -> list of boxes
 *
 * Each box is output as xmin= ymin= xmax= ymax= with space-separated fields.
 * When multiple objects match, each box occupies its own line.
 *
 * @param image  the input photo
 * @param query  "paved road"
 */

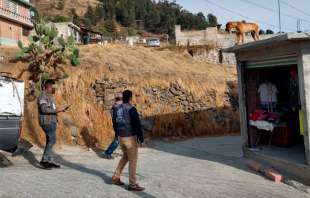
xmin=0 ymin=136 xmax=309 ymax=198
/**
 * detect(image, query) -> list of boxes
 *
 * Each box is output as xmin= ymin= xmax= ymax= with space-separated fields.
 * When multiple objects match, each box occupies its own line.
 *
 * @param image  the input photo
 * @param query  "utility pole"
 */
xmin=278 ymin=0 xmax=282 ymax=33
xmin=298 ymin=19 xmax=302 ymax=33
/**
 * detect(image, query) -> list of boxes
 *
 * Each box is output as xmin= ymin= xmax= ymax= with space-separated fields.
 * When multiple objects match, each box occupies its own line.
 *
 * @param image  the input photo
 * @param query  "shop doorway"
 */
xmin=245 ymin=65 xmax=306 ymax=164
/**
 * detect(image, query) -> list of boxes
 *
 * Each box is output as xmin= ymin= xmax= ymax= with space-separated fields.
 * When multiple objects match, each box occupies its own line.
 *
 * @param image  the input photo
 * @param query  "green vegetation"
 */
xmin=53 ymin=15 xmax=69 ymax=22
xmin=75 ymin=0 xmax=218 ymax=37
xmin=16 ymin=21 xmax=79 ymax=85
xmin=56 ymin=0 xmax=65 ymax=10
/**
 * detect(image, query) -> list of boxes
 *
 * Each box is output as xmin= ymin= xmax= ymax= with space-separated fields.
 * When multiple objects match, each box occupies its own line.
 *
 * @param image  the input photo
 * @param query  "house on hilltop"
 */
xmin=0 ymin=0 xmax=34 ymax=46
xmin=54 ymin=22 xmax=82 ymax=44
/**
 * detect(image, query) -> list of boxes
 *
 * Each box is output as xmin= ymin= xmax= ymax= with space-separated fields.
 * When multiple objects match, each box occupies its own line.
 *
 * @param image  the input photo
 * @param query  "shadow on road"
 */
xmin=53 ymin=153 xmax=156 ymax=198
xmin=148 ymin=137 xmax=252 ymax=173
xmin=80 ymin=126 xmax=109 ymax=158
xmin=22 ymin=149 xmax=156 ymax=198
xmin=22 ymin=150 xmax=42 ymax=169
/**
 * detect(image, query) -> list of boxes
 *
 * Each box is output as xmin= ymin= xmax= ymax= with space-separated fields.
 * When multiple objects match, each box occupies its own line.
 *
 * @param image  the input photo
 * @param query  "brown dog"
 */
xmin=226 ymin=21 xmax=260 ymax=45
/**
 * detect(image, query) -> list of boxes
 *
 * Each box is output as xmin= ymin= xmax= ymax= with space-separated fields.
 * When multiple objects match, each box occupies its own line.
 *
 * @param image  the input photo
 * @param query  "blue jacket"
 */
xmin=112 ymin=103 xmax=144 ymax=143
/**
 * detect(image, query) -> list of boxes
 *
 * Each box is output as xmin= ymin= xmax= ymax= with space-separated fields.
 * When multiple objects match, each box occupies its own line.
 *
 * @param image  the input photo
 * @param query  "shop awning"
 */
xmin=245 ymin=55 xmax=298 ymax=69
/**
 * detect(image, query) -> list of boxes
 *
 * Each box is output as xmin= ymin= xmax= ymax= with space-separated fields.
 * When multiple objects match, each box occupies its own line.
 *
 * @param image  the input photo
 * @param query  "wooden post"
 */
xmin=298 ymin=43 xmax=310 ymax=165
xmin=237 ymin=60 xmax=249 ymax=148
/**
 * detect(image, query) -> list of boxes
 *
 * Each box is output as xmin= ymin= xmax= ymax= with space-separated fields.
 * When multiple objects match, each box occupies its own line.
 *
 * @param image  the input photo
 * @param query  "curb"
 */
xmin=246 ymin=160 xmax=283 ymax=183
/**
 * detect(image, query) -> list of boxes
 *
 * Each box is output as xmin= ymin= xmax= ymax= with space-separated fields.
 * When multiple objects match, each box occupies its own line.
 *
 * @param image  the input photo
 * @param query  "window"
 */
xmin=4 ymin=0 xmax=17 ymax=13
xmin=22 ymin=28 xmax=30 ymax=37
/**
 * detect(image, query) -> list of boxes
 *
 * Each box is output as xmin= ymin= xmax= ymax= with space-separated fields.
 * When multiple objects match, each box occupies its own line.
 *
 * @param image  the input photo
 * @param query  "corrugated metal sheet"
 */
xmin=223 ymin=32 xmax=310 ymax=53
xmin=245 ymin=56 xmax=298 ymax=69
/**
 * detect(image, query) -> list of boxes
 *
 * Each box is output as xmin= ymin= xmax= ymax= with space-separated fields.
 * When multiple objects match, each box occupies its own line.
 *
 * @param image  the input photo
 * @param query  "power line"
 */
xmin=278 ymin=0 xmax=282 ymax=32
xmin=280 ymin=0 xmax=310 ymax=18
xmin=203 ymin=0 xmax=296 ymax=31
xmin=237 ymin=0 xmax=310 ymax=24
xmin=203 ymin=0 xmax=278 ymax=29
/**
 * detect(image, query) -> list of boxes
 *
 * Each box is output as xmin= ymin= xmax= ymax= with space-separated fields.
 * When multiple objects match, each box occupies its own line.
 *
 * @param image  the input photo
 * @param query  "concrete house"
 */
xmin=224 ymin=33 xmax=310 ymax=184
xmin=0 ymin=0 xmax=33 ymax=45
xmin=54 ymin=22 xmax=82 ymax=44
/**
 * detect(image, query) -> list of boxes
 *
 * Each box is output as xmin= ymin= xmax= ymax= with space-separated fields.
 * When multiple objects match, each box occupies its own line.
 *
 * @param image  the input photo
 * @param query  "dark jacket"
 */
xmin=112 ymin=103 xmax=144 ymax=143
xmin=111 ymin=101 xmax=122 ymax=137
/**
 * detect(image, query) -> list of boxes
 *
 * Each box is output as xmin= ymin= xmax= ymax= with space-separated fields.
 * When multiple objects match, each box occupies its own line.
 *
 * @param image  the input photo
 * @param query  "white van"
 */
xmin=0 ymin=73 xmax=24 ymax=152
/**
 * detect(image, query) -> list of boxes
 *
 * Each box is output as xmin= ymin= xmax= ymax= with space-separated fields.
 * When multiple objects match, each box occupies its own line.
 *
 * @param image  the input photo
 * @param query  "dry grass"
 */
xmin=0 ymin=44 xmax=238 ymax=148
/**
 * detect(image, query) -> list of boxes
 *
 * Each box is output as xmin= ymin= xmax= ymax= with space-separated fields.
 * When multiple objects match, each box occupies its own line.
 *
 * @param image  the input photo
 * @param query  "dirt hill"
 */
xmin=31 ymin=0 xmax=100 ymax=18
xmin=0 ymin=44 xmax=239 ymax=149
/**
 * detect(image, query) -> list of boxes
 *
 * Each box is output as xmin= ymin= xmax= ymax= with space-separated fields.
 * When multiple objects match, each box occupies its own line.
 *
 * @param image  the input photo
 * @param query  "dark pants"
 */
xmin=105 ymin=138 xmax=119 ymax=156
xmin=41 ymin=123 xmax=57 ymax=162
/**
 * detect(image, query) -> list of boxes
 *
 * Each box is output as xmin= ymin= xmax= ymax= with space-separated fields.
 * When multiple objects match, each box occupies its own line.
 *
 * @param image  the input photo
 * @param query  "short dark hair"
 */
xmin=122 ymin=90 xmax=133 ymax=103
xmin=43 ymin=79 xmax=55 ymax=89
xmin=115 ymin=97 xmax=122 ymax=102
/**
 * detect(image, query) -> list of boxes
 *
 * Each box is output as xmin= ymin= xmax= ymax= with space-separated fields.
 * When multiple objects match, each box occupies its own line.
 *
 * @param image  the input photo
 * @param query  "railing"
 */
xmin=0 ymin=7 xmax=33 ymax=27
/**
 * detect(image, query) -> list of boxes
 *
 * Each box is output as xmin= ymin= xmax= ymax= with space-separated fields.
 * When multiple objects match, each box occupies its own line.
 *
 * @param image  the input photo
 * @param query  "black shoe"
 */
xmin=102 ymin=153 xmax=113 ymax=160
xmin=128 ymin=184 xmax=145 ymax=191
xmin=39 ymin=161 xmax=53 ymax=170
xmin=48 ymin=162 xmax=61 ymax=168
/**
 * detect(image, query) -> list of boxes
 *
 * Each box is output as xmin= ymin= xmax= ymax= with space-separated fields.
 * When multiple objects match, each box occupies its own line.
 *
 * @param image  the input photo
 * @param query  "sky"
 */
xmin=175 ymin=0 xmax=310 ymax=33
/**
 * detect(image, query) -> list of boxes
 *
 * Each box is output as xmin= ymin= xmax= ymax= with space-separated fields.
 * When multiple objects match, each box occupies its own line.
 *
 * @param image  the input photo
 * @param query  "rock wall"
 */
xmin=93 ymin=77 xmax=240 ymax=138
xmin=93 ymin=78 xmax=129 ymax=111
xmin=188 ymin=47 xmax=236 ymax=65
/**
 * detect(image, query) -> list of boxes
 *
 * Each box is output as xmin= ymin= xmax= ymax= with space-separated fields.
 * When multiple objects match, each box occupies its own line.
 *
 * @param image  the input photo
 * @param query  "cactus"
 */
xmin=16 ymin=20 xmax=80 ymax=86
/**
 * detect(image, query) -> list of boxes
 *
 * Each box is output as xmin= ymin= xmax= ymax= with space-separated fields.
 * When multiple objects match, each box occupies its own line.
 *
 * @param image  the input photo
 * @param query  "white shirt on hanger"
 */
xmin=258 ymin=83 xmax=278 ymax=103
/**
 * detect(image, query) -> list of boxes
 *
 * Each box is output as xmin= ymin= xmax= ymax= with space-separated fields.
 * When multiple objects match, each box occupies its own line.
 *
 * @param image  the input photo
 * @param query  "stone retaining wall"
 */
xmin=92 ymin=78 xmax=240 ymax=137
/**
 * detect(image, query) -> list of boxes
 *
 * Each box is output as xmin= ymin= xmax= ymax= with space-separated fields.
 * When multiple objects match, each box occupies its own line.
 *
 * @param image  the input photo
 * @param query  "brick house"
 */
xmin=0 ymin=0 xmax=33 ymax=46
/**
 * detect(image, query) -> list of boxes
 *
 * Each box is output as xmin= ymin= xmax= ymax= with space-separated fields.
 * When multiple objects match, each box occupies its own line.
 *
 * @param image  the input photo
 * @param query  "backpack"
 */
xmin=113 ymin=104 xmax=132 ymax=134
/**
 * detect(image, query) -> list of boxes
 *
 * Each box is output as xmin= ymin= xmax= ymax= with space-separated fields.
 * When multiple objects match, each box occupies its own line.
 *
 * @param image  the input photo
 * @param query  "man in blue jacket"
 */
xmin=103 ymin=97 xmax=122 ymax=159
xmin=111 ymin=90 xmax=145 ymax=191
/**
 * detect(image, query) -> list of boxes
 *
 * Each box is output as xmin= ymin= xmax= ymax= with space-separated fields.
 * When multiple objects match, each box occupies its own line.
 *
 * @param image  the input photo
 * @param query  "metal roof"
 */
xmin=223 ymin=32 xmax=310 ymax=53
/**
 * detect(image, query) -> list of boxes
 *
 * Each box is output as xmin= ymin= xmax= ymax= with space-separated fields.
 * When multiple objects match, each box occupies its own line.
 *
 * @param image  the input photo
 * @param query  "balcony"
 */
xmin=0 ymin=7 xmax=33 ymax=28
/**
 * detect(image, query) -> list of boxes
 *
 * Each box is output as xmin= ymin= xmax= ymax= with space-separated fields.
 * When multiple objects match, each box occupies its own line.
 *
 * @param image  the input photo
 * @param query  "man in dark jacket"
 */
xmin=112 ymin=90 xmax=145 ymax=191
xmin=37 ymin=80 xmax=70 ymax=169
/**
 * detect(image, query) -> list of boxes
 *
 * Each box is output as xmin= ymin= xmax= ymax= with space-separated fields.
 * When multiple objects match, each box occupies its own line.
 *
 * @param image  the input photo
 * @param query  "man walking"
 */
xmin=103 ymin=97 xmax=122 ymax=159
xmin=37 ymin=79 xmax=69 ymax=169
xmin=111 ymin=90 xmax=145 ymax=191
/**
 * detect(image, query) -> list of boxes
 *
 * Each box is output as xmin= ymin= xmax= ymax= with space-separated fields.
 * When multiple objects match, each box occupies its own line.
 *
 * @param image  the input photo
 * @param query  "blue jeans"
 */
xmin=41 ymin=123 xmax=57 ymax=162
xmin=105 ymin=138 xmax=119 ymax=156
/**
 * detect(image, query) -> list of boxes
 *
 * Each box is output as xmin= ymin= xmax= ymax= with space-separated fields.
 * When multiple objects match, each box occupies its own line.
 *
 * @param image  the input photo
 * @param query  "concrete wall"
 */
xmin=175 ymin=25 xmax=275 ymax=47
xmin=54 ymin=23 xmax=81 ymax=43
xmin=299 ymin=43 xmax=310 ymax=165
xmin=175 ymin=25 xmax=276 ymax=65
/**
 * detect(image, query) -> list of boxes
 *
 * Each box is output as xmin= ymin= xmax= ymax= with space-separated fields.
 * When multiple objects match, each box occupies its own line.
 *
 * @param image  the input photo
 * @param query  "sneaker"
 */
xmin=39 ymin=161 xmax=53 ymax=170
xmin=128 ymin=184 xmax=145 ymax=191
xmin=102 ymin=153 xmax=113 ymax=160
xmin=48 ymin=162 xmax=61 ymax=169
xmin=112 ymin=176 xmax=125 ymax=186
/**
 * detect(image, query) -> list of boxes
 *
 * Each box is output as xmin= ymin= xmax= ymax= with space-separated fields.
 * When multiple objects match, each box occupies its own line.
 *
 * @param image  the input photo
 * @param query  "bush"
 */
xmin=56 ymin=0 xmax=65 ymax=10
xmin=127 ymin=27 xmax=137 ymax=36
xmin=54 ymin=15 xmax=69 ymax=23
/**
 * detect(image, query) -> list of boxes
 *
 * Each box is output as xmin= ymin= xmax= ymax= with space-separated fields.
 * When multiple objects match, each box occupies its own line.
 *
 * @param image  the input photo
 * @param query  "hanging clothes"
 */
xmin=258 ymin=82 xmax=278 ymax=112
